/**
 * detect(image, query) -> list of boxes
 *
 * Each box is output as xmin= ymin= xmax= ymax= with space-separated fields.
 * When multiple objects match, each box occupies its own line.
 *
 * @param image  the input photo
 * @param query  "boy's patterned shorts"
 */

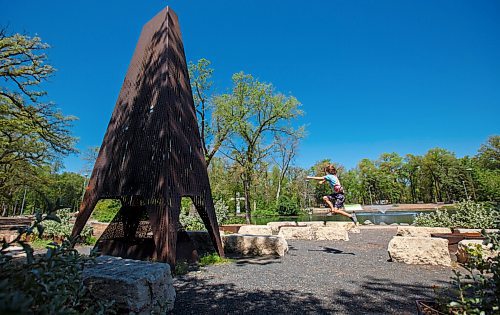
xmin=327 ymin=193 xmax=345 ymax=209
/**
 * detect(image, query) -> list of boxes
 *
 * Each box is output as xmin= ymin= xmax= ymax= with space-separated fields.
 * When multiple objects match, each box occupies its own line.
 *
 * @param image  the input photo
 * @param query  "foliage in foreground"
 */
xmin=414 ymin=201 xmax=499 ymax=229
xmin=0 ymin=211 xmax=113 ymax=314
xmin=434 ymin=231 xmax=499 ymax=314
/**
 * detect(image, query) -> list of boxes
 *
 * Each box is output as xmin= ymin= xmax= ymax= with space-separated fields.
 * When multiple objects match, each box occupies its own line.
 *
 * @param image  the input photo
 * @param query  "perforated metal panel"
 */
xmin=70 ymin=7 xmax=224 ymax=266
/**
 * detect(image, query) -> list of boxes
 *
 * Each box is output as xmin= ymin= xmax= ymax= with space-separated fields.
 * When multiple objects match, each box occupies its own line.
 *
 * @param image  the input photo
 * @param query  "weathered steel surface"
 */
xmin=70 ymin=6 xmax=224 ymax=266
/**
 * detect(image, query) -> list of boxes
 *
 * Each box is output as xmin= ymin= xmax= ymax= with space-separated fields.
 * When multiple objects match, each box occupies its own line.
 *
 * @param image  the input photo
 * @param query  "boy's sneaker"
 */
xmin=326 ymin=212 xmax=333 ymax=216
xmin=350 ymin=212 xmax=358 ymax=224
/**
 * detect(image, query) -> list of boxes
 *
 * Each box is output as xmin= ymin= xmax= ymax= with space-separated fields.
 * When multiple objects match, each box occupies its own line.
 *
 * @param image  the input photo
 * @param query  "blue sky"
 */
xmin=3 ymin=0 xmax=500 ymax=172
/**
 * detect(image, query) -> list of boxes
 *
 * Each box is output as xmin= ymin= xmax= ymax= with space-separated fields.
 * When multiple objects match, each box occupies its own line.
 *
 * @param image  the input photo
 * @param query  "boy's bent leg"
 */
xmin=322 ymin=195 xmax=335 ymax=213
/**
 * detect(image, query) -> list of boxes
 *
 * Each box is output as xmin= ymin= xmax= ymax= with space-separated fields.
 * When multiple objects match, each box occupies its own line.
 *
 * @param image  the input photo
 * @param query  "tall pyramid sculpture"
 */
xmin=71 ymin=7 xmax=224 ymax=266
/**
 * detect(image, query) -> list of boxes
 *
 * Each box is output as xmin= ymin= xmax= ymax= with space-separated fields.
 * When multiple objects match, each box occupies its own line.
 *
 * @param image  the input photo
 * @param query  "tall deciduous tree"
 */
xmin=223 ymin=72 xmax=303 ymax=223
xmin=188 ymin=58 xmax=234 ymax=165
xmin=0 ymin=31 xmax=76 ymax=207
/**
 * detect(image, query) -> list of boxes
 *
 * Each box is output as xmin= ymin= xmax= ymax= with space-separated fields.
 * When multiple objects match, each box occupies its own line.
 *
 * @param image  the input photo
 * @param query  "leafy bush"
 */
xmin=0 ymin=211 xmax=113 ymax=314
xmin=415 ymin=201 xmax=499 ymax=229
xmin=199 ymin=252 xmax=233 ymax=266
xmin=91 ymin=199 xmax=121 ymax=223
xmin=275 ymin=195 xmax=300 ymax=216
xmin=180 ymin=199 xmax=230 ymax=231
xmin=43 ymin=208 xmax=93 ymax=244
xmin=433 ymin=231 xmax=499 ymax=314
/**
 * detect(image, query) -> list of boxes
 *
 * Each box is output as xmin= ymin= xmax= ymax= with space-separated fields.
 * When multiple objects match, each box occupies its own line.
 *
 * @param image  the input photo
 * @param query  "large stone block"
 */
xmin=222 ymin=234 xmax=288 ymax=256
xmin=238 ymin=225 xmax=273 ymax=235
xmin=325 ymin=221 xmax=360 ymax=233
xmin=314 ymin=227 xmax=349 ymax=241
xmin=297 ymin=221 xmax=325 ymax=228
xmin=83 ymin=256 xmax=175 ymax=314
xmin=278 ymin=226 xmax=314 ymax=240
xmin=387 ymin=236 xmax=451 ymax=266
xmin=453 ymin=228 xmax=499 ymax=234
xmin=266 ymin=221 xmax=297 ymax=234
xmin=396 ymin=226 xmax=452 ymax=237
xmin=457 ymin=239 xmax=499 ymax=263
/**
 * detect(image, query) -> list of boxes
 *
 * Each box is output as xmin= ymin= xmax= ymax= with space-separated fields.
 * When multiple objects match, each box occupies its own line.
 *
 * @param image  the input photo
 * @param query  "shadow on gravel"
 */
xmin=173 ymin=276 xmax=330 ymax=314
xmin=328 ymin=276 xmax=450 ymax=314
xmin=308 ymin=246 xmax=355 ymax=255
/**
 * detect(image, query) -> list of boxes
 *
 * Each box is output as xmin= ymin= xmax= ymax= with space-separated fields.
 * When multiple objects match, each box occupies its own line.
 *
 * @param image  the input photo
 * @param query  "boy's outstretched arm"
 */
xmin=306 ymin=176 xmax=325 ymax=181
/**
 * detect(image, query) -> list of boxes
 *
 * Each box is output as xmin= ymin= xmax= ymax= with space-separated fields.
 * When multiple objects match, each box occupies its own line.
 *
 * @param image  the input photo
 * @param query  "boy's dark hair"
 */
xmin=324 ymin=164 xmax=337 ymax=175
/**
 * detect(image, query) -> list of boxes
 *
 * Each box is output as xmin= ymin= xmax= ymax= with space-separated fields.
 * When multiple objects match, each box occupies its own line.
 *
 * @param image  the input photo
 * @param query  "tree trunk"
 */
xmin=243 ymin=176 xmax=252 ymax=224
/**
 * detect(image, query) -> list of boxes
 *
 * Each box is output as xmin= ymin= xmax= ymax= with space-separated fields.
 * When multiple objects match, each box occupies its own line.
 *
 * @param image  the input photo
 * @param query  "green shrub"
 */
xmin=92 ymin=199 xmax=121 ymax=223
xmin=433 ymin=231 xmax=499 ymax=314
xmin=43 ymin=208 xmax=94 ymax=244
xmin=275 ymin=195 xmax=300 ymax=216
xmin=180 ymin=199 xmax=230 ymax=231
xmin=415 ymin=201 xmax=499 ymax=229
xmin=198 ymin=252 xmax=233 ymax=266
xmin=0 ymin=211 xmax=113 ymax=314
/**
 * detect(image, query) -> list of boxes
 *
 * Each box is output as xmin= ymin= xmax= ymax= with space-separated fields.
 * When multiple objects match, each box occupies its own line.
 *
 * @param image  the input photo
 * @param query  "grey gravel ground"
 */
xmin=172 ymin=226 xmax=455 ymax=315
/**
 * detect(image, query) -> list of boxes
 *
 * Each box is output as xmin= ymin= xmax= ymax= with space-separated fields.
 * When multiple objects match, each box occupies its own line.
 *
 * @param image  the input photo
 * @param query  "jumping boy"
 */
xmin=306 ymin=164 xmax=358 ymax=224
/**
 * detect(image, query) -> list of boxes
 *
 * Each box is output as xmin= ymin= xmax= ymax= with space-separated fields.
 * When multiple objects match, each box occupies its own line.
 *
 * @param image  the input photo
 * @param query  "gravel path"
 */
xmin=173 ymin=227 xmax=455 ymax=314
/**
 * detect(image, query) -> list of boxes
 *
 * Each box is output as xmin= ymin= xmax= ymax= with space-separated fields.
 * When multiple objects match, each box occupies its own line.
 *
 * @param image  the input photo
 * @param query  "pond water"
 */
xmin=251 ymin=210 xmax=434 ymax=225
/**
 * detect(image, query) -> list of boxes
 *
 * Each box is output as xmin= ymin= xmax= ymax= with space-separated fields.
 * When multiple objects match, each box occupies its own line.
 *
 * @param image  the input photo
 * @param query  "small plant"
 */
xmin=174 ymin=260 xmax=189 ymax=275
xmin=415 ymin=201 xmax=499 ymax=229
xmin=428 ymin=231 xmax=499 ymax=314
xmin=199 ymin=252 xmax=233 ymax=266
xmin=0 ymin=209 xmax=113 ymax=314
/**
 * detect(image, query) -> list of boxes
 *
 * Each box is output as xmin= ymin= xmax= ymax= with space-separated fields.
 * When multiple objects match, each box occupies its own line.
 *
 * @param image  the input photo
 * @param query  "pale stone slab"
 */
xmin=387 ymin=236 xmax=451 ymax=266
xmin=314 ymin=227 xmax=349 ymax=241
xmin=396 ymin=226 xmax=452 ymax=237
xmin=278 ymin=226 xmax=314 ymax=240
xmin=325 ymin=221 xmax=360 ymax=233
xmin=222 ymin=234 xmax=288 ymax=256
xmin=297 ymin=221 xmax=325 ymax=228
xmin=266 ymin=221 xmax=297 ymax=234
xmin=238 ymin=225 xmax=273 ymax=235
xmin=453 ymin=228 xmax=499 ymax=234
xmin=457 ymin=239 xmax=499 ymax=263
xmin=83 ymin=256 xmax=175 ymax=314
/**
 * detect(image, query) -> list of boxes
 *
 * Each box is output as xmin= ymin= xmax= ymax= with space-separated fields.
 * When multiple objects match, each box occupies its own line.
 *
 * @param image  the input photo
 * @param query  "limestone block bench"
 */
xmin=456 ymin=239 xmax=499 ymax=263
xmin=222 ymin=234 xmax=288 ymax=256
xmin=278 ymin=226 xmax=314 ymax=240
xmin=396 ymin=226 xmax=452 ymax=237
xmin=266 ymin=221 xmax=297 ymax=234
xmin=387 ymin=236 xmax=451 ymax=266
xmin=325 ymin=221 xmax=360 ymax=233
xmin=238 ymin=225 xmax=273 ymax=235
xmin=83 ymin=256 xmax=176 ymax=314
xmin=454 ymin=228 xmax=500 ymax=234
xmin=314 ymin=227 xmax=349 ymax=241
xmin=278 ymin=226 xmax=349 ymax=241
xmin=297 ymin=221 xmax=325 ymax=228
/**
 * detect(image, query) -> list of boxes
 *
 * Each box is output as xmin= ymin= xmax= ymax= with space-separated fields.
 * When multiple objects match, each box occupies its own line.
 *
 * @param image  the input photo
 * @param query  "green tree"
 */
xmin=223 ymin=72 xmax=303 ymax=223
xmin=188 ymin=59 xmax=235 ymax=165
xmin=0 ymin=31 xmax=76 ymax=209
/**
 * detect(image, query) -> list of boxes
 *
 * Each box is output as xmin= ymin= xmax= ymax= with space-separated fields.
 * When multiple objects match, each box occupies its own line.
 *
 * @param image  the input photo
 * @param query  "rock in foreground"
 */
xmin=387 ymin=236 xmax=451 ymax=266
xmin=83 ymin=256 xmax=176 ymax=314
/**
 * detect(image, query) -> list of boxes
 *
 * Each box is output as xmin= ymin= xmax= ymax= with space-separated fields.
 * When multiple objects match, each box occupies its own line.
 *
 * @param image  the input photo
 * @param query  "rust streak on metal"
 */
xmin=70 ymin=6 xmax=224 ymax=267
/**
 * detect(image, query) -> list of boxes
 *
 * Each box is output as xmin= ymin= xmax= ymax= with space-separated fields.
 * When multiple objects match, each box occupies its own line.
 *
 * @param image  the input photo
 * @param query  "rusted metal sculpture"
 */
xmin=71 ymin=6 xmax=224 ymax=266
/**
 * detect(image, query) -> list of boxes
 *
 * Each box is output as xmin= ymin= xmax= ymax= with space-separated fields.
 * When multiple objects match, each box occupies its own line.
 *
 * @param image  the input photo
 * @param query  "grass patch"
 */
xmin=29 ymin=238 xmax=56 ymax=250
xmin=199 ymin=252 xmax=233 ymax=266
